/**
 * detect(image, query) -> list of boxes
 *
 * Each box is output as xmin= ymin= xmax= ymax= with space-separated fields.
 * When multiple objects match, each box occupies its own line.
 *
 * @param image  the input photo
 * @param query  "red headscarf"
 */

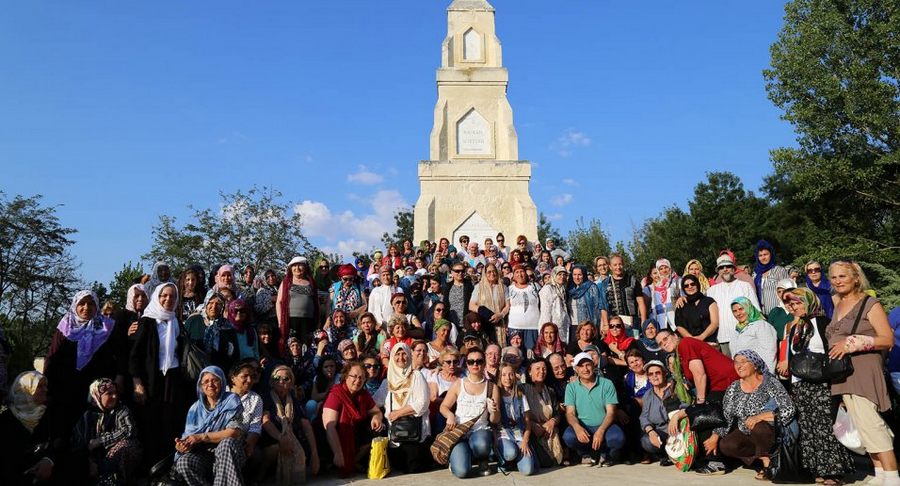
xmin=534 ymin=322 xmax=565 ymax=356
xmin=603 ymin=324 xmax=634 ymax=350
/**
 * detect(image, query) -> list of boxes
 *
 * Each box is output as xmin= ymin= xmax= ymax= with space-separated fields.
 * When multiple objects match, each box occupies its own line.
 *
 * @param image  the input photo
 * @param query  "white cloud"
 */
xmin=561 ymin=178 xmax=578 ymax=186
xmin=552 ymin=128 xmax=592 ymax=157
xmin=294 ymin=190 xmax=410 ymax=261
xmin=346 ymin=165 xmax=384 ymax=185
xmin=550 ymin=193 xmax=573 ymax=207
xmin=546 ymin=212 xmax=563 ymax=221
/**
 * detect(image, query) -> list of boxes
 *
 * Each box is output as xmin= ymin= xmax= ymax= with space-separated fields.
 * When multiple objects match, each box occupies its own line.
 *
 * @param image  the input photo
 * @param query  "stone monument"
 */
xmin=413 ymin=0 xmax=538 ymax=246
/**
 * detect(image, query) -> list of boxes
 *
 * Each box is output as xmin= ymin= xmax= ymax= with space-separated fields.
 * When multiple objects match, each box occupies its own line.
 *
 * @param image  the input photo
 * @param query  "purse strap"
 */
xmin=849 ymin=295 xmax=870 ymax=336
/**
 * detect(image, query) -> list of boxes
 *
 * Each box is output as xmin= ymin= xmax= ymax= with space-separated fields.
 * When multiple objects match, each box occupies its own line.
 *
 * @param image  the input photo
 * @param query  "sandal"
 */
xmin=755 ymin=468 xmax=773 ymax=481
xmin=822 ymin=479 xmax=843 ymax=486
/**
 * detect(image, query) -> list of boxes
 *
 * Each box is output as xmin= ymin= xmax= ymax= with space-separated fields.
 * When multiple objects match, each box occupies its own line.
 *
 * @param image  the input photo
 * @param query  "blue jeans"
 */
xmin=449 ymin=429 xmax=494 ymax=478
xmin=509 ymin=329 xmax=538 ymax=350
xmin=890 ymin=372 xmax=900 ymax=395
xmin=498 ymin=438 xmax=538 ymax=476
xmin=562 ymin=423 xmax=625 ymax=459
xmin=639 ymin=427 xmax=670 ymax=457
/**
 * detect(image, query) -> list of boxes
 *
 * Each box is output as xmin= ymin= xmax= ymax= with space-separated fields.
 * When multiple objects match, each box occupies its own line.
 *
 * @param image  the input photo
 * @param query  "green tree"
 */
xmin=537 ymin=212 xmax=564 ymax=248
xmin=145 ymin=187 xmax=317 ymax=274
xmin=567 ymin=218 xmax=612 ymax=266
xmin=108 ymin=261 xmax=145 ymax=309
xmin=0 ymin=193 xmax=80 ymax=376
xmin=381 ymin=207 xmax=414 ymax=249
xmin=764 ymin=0 xmax=900 ymax=268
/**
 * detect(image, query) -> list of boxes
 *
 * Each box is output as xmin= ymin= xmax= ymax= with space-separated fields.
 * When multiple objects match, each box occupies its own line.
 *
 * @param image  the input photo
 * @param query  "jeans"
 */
xmin=509 ymin=329 xmax=538 ymax=350
xmin=890 ymin=372 xmax=900 ymax=395
xmin=639 ymin=427 xmax=670 ymax=457
xmin=449 ymin=429 xmax=494 ymax=478
xmin=562 ymin=423 xmax=625 ymax=459
xmin=497 ymin=438 xmax=538 ymax=476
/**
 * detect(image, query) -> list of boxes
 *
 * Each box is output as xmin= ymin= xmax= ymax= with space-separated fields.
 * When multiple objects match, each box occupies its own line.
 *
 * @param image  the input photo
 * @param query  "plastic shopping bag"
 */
xmin=665 ymin=417 xmax=697 ymax=472
xmin=833 ymin=405 xmax=866 ymax=455
xmin=368 ymin=437 xmax=390 ymax=479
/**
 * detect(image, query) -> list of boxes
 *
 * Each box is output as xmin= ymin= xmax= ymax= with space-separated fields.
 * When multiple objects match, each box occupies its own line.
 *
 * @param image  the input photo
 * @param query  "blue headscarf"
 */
xmin=568 ymin=264 xmax=603 ymax=325
xmin=640 ymin=319 xmax=661 ymax=349
xmin=753 ymin=240 xmax=776 ymax=304
xmin=803 ymin=261 xmax=834 ymax=319
xmin=182 ymin=366 xmax=243 ymax=439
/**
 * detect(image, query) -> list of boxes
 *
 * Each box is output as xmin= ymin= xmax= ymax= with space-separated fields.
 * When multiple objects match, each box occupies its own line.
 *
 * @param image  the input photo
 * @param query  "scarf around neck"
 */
xmin=57 ymin=290 xmax=115 ymax=370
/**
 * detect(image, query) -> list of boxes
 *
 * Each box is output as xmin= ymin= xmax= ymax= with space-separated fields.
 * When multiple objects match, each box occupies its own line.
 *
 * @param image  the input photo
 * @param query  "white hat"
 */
xmin=571 ymin=352 xmax=593 ymax=368
xmin=716 ymin=254 xmax=735 ymax=269
xmin=288 ymin=256 xmax=308 ymax=267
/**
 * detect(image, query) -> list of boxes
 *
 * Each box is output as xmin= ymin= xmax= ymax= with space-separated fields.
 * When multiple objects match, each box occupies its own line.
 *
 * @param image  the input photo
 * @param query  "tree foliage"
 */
xmin=537 ymin=212 xmax=564 ymax=248
xmin=764 ymin=0 xmax=900 ymax=268
xmin=381 ymin=207 xmax=415 ymax=249
xmin=107 ymin=261 xmax=145 ymax=309
xmin=145 ymin=187 xmax=317 ymax=274
xmin=567 ymin=218 xmax=612 ymax=268
xmin=0 ymin=193 xmax=80 ymax=376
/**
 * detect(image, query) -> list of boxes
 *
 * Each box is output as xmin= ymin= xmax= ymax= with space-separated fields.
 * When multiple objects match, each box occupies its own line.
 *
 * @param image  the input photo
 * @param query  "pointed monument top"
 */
xmin=448 ymin=0 xmax=495 ymax=12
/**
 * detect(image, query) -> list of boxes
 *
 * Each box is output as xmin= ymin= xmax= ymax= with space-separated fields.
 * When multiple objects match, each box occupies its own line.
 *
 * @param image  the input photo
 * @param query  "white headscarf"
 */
xmin=144 ymin=282 xmax=180 ymax=374
xmin=387 ymin=343 xmax=414 ymax=407
xmin=775 ymin=278 xmax=797 ymax=310
xmin=125 ymin=284 xmax=147 ymax=313
xmin=9 ymin=371 xmax=46 ymax=432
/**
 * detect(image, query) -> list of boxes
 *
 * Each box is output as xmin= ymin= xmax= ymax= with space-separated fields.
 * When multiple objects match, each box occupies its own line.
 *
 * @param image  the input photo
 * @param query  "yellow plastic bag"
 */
xmin=368 ymin=437 xmax=390 ymax=479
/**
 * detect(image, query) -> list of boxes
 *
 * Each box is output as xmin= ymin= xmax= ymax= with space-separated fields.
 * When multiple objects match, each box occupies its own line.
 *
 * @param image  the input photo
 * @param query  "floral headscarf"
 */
xmin=88 ymin=377 xmax=117 ymax=411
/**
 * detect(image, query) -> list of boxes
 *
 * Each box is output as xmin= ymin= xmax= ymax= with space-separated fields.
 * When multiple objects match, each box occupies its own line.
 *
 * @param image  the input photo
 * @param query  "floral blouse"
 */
xmin=714 ymin=373 xmax=795 ymax=437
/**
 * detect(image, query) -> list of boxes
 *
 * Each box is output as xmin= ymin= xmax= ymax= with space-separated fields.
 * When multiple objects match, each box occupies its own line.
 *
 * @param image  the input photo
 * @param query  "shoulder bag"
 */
xmin=789 ymin=296 xmax=867 ymax=383
xmin=388 ymin=392 xmax=423 ymax=443
xmin=430 ymin=381 xmax=494 ymax=465
xmin=179 ymin=327 xmax=210 ymax=383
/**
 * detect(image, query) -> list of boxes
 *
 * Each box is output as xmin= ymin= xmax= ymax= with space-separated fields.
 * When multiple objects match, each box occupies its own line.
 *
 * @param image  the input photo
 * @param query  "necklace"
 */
xmin=465 ymin=374 xmax=486 ymax=385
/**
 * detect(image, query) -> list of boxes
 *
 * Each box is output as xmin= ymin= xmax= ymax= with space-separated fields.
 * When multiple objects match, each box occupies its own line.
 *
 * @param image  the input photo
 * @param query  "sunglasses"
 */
xmin=466 ymin=358 xmax=485 ymax=366
xmin=393 ymin=301 xmax=405 ymax=305
xmin=452 ymin=269 xmax=463 ymax=273
xmin=271 ymin=376 xmax=292 ymax=383
xmin=683 ymin=282 xmax=697 ymax=288
xmin=719 ymin=265 xmax=735 ymax=270
xmin=806 ymin=267 xmax=822 ymax=274
xmin=363 ymin=363 xmax=380 ymax=369
xmin=609 ymin=324 xmax=624 ymax=329
xmin=442 ymin=360 xmax=456 ymax=365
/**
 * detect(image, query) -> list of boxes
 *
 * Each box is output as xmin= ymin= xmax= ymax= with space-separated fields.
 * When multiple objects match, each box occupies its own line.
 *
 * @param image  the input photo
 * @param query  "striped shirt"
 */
xmin=755 ymin=266 xmax=790 ymax=317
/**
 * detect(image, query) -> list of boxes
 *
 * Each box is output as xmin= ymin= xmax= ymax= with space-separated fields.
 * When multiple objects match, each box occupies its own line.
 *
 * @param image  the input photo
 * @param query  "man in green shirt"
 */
xmin=562 ymin=352 xmax=625 ymax=466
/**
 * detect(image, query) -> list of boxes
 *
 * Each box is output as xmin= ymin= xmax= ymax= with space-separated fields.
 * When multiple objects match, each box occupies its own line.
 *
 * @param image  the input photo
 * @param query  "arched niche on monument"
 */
xmin=462 ymin=28 xmax=483 ymax=62
xmin=452 ymin=211 xmax=498 ymax=249
xmin=456 ymin=108 xmax=494 ymax=158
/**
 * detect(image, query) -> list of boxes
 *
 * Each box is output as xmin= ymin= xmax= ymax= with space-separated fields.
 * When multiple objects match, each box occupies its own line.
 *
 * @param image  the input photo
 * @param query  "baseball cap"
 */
xmin=572 ymin=352 xmax=593 ymax=368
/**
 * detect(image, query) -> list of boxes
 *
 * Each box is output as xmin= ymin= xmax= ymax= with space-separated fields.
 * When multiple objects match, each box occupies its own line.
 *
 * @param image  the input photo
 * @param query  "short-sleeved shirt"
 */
xmin=677 ymin=337 xmax=738 ymax=393
xmin=563 ymin=375 xmax=619 ymax=427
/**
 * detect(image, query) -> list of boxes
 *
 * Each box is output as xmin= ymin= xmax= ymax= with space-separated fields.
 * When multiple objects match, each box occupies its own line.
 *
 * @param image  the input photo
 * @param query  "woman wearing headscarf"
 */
xmin=603 ymin=315 xmax=635 ymax=367
xmin=533 ymin=322 xmax=565 ymax=359
xmin=633 ymin=319 xmax=666 ymax=363
xmin=277 ymin=256 xmax=320 ymax=352
xmin=752 ymin=240 xmax=791 ymax=317
xmin=803 ymin=260 xmax=834 ymax=319
xmin=767 ymin=278 xmax=797 ymax=341
xmin=329 ymin=264 xmax=367 ymax=320
xmin=373 ymin=343 xmax=433 ymax=473
xmin=322 ymin=362 xmax=385 ymax=477
xmin=129 ymin=282 xmax=189 ymax=469
xmin=568 ymin=264 xmax=608 ymax=337
xmin=683 ymin=259 xmax=713 ymax=293
xmin=776 ymin=288 xmax=854 ymax=485
xmin=0 ymin=372 xmax=57 ymax=485
xmin=674 ymin=274 xmax=719 ymax=345
xmin=184 ymin=293 xmax=227 ymax=348
xmin=113 ymin=283 xmax=148 ymax=348
xmin=44 ymin=290 xmax=120 ymax=449
xmin=173 ymin=366 xmax=245 ymax=486
xmin=426 ymin=317 xmax=456 ymax=365
xmin=729 ymin=297 xmax=778 ymax=372
xmin=145 ymin=261 xmax=175 ymax=299
xmin=539 ymin=266 xmax=573 ymax=345
xmin=708 ymin=349 xmax=795 ymax=480
xmin=469 ymin=262 xmax=510 ymax=345
xmin=206 ymin=299 xmax=259 ymax=373
xmin=647 ymin=258 xmax=681 ymax=331
xmin=71 ymin=378 xmax=142 ymax=485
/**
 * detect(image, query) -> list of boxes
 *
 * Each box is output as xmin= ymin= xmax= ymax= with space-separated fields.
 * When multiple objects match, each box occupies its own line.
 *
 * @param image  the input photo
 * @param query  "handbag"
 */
xmin=769 ymin=421 xmax=814 ymax=484
xmin=664 ymin=417 xmax=697 ymax=472
xmin=789 ymin=296 xmax=867 ymax=383
xmin=179 ymin=328 xmax=209 ymax=383
xmin=684 ymin=402 xmax=727 ymax=432
xmin=389 ymin=414 xmax=422 ymax=443
xmin=430 ymin=382 xmax=494 ymax=465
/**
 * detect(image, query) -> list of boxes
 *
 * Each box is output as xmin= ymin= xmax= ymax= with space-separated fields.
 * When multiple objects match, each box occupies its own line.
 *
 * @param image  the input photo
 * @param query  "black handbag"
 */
xmin=388 ymin=394 xmax=423 ymax=443
xmin=684 ymin=402 xmax=727 ymax=431
xmin=180 ymin=329 xmax=210 ymax=383
xmin=789 ymin=296 xmax=867 ymax=384
xmin=769 ymin=421 xmax=814 ymax=484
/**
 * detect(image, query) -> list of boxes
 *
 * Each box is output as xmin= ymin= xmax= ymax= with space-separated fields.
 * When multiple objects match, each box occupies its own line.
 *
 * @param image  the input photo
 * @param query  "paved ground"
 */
xmin=302 ymin=462 xmax=874 ymax=486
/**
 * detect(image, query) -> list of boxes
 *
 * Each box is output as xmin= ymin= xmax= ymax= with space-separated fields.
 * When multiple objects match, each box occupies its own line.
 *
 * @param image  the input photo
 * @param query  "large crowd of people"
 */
xmin=1 ymin=235 xmax=898 ymax=486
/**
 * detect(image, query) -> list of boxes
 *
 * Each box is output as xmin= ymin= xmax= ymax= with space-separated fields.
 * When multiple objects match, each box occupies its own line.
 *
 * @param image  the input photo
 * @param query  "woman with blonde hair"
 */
xmin=683 ymin=259 xmax=713 ymax=292
xmin=826 ymin=260 xmax=897 ymax=485
xmin=469 ymin=262 xmax=510 ymax=345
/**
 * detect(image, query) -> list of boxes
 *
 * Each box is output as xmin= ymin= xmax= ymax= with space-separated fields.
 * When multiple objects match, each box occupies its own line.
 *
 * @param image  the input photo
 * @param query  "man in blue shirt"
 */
xmin=562 ymin=352 xmax=625 ymax=466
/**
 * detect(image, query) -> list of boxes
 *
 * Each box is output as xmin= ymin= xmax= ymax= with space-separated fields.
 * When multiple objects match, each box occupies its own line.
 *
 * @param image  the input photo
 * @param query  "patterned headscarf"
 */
xmin=57 ymin=290 xmax=115 ymax=370
xmin=683 ymin=259 xmax=711 ymax=292
xmin=226 ymin=298 xmax=250 ymax=333
xmin=784 ymin=288 xmax=822 ymax=317
xmin=9 ymin=371 xmax=46 ymax=432
xmin=735 ymin=348 xmax=767 ymax=374
xmin=88 ymin=377 xmax=117 ymax=411
xmin=732 ymin=296 xmax=764 ymax=334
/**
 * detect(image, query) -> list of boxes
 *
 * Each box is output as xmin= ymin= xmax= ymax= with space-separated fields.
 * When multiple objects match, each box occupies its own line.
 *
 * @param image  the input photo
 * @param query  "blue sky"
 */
xmin=0 ymin=1 xmax=797 ymax=285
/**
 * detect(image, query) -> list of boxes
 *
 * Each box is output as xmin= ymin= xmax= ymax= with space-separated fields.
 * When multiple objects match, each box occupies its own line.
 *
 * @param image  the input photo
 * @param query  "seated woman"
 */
xmin=603 ymin=315 xmax=635 ymax=367
xmin=674 ymin=274 xmax=719 ymax=345
xmin=205 ymin=299 xmax=260 ymax=373
xmin=427 ymin=347 xmax=461 ymax=434
xmin=639 ymin=360 xmax=677 ymax=465
xmin=456 ymin=312 xmax=492 ymax=350
xmin=381 ymin=317 xmax=414 ymax=367
xmin=322 ymin=309 xmax=357 ymax=358
xmin=729 ymin=297 xmax=778 ymax=372
xmin=565 ymin=320 xmax=600 ymax=365
xmin=71 ymin=378 xmax=142 ymax=485
xmin=634 ymin=319 xmax=666 ymax=363
xmin=0 ymin=372 xmax=57 ymax=486
xmin=184 ymin=294 xmax=226 ymax=348
xmin=624 ymin=349 xmax=652 ymax=407
xmin=374 ymin=343 xmax=433 ymax=473
xmin=707 ymin=350 xmax=795 ymax=480
xmin=353 ymin=312 xmax=385 ymax=358
xmin=507 ymin=329 xmax=536 ymax=361
xmin=533 ymin=322 xmax=565 ymax=359
xmin=174 ymin=366 xmax=246 ymax=486
xmin=322 ymin=361 xmax=385 ymax=477
xmin=337 ymin=339 xmax=358 ymax=366
xmin=426 ymin=318 xmax=456 ymax=366
xmin=439 ymin=347 xmax=502 ymax=478
xmin=411 ymin=340 xmax=430 ymax=371
xmin=260 ymin=365 xmax=320 ymax=484
xmin=496 ymin=363 xmax=538 ymax=476
xmin=361 ymin=355 xmax=383 ymax=395
xmin=305 ymin=356 xmax=338 ymax=421
xmin=523 ymin=359 xmax=564 ymax=466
